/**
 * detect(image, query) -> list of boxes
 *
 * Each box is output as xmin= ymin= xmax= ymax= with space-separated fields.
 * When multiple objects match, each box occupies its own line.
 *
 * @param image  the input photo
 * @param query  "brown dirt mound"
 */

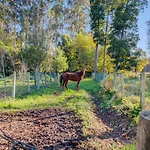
xmin=0 ymin=108 xmax=82 ymax=150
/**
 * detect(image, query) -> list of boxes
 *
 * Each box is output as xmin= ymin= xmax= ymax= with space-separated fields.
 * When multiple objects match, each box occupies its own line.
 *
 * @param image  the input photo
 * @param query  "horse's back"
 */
xmin=63 ymin=72 xmax=80 ymax=81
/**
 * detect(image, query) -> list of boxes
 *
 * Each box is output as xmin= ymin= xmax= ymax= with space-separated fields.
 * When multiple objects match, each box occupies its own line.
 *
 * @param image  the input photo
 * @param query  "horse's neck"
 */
xmin=79 ymin=70 xmax=85 ymax=77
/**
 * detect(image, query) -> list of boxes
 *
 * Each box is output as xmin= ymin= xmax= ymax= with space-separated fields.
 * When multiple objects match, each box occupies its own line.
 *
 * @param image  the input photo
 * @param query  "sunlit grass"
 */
xmin=121 ymin=144 xmax=135 ymax=150
xmin=0 ymin=78 xmax=138 ymax=149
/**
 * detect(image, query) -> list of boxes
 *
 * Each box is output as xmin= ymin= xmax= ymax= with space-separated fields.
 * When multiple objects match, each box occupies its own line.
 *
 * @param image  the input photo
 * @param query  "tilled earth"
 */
xmin=0 ymin=107 xmax=136 ymax=150
xmin=0 ymin=108 xmax=83 ymax=150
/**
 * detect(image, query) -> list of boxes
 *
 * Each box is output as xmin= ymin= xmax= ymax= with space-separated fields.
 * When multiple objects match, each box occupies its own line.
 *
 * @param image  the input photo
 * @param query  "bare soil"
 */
xmin=0 ymin=107 xmax=136 ymax=150
xmin=0 ymin=108 xmax=82 ymax=150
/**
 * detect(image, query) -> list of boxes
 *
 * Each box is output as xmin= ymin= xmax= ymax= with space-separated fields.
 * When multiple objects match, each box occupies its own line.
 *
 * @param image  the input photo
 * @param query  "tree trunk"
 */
xmin=136 ymin=111 xmax=150 ymax=150
xmin=113 ymin=64 xmax=118 ymax=90
xmin=1 ymin=52 xmax=7 ymax=96
xmin=94 ymin=43 xmax=98 ymax=79
xmin=102 ymin=11 xmax=109 ymax=74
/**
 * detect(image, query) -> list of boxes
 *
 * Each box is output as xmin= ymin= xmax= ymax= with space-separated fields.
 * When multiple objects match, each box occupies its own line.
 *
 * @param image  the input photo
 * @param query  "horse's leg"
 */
xmin=76 ymin=81 xmax=80 ymax=91
xmin=62 ymin=80 xmax=65 ymax=89
xmin=65 ymin=80 xmax=68 ymax=89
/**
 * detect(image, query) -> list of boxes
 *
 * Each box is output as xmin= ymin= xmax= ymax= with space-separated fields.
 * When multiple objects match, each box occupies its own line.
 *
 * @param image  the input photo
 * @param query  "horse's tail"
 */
xmin=60 ymin=74 xmax=63 ymax=85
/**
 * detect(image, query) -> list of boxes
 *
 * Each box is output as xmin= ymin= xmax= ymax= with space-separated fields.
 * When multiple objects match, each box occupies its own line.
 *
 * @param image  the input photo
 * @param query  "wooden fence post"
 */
xmin=113 ymin=72 xmax=117 ymax=90
xmin=54 ymin=73 xmax=57 ymax=82
xmin=136 ymin=111 xmax=150 ymax=150
xmin=107 ymin=88 xmax=122 ymax=105
xmin=27 ymin=72 xmax=30 ymax=93
xmin=140 ymin=72 xmax=145 ymax=110
xmin=121 ymin=73 xmax=124 ymax=98
xmin=57 ymin=73 xmax=60 ymax=83
xmin=44 ymin=72 xmax=47 ymax=84
xmin=12 ymin=71 xmax=16 ymax=99
xmin=49 ymin=72 xmax=53 ymax=82
xmin=37 ymin=72 xmax=40 ymax=90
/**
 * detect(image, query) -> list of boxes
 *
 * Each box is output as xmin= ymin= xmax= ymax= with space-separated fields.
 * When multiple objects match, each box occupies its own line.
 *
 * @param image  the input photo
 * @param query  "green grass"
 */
xmin=0 ymin=79 xmax=101 ymax=132
xmin=0 ymin=78 xmax=137 ymax=149
xmin=121 ymin=144 xmax=135 ymax=150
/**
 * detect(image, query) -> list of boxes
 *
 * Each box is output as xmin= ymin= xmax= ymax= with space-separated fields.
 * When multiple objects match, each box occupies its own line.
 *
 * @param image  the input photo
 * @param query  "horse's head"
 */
xmin=80 ymin=67 xmax=86 ymax=77
xmin=81 ymin=66 xmax=86 ymax=71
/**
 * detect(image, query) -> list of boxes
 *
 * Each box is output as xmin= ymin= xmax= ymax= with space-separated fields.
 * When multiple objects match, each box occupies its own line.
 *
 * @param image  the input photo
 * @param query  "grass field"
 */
xmin=0 ymin=78 xmax=136 ymax=149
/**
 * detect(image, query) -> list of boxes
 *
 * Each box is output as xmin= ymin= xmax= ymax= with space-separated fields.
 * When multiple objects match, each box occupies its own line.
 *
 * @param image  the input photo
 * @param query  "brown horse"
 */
xmin=60 ymin=68 xmax=86 ymax=90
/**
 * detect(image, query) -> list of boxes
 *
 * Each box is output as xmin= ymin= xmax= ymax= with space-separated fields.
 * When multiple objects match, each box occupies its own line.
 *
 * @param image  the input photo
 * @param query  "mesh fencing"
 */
xmin=0 ymin=72 xmax=60 ymax=99
xmin=94 ymin=72 xmax=150 ymax=111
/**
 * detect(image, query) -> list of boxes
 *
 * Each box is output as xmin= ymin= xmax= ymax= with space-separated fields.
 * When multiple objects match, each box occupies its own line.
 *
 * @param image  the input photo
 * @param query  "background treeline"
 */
xmin=0 ymin=0 xmax=149 ymax=78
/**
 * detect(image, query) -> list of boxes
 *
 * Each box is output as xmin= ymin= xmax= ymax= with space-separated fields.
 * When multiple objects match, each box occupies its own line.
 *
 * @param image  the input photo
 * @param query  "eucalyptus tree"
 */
xmin=108 ymin=0 xmax=148 ymax=72
xmin=65 ymin=0 xmax=89 ymax=37
xmin=90 ymin=0 xmax=128 ymax=74
xmin=90 ymin=0 xmax=105 ymax=76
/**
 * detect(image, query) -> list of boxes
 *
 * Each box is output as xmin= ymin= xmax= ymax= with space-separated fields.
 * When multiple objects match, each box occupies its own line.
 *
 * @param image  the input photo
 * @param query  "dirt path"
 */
xmin=83 ymin=107 xmax=136 ymax=150
xmin=0 ymin=109 xmax=82 ymax=150
xmin=0 ymin=105 xmax=136 ymax=150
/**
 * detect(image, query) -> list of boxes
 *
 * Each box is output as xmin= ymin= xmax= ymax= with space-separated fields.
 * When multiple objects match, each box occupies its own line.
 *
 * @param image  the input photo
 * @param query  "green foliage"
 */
xmin=121 ymin=144 xmax=135 ymax=150
xmin=58 ymin=35 xmax=73 ymax=63
xmin=90 ymin=0 xmax=105 ymax=45
xmin=130 ymin=48 xmax=148 ymax=72
xmin=97 ymin=47 xmax=114 ymax=73
xmin=129 ymin=106 xmax=141 ymax=118
xmin=51 ymin=48 xmax=68 ymax=72
xmin=72 ymin=33 xmax=95 ymax=71
xmin=59 ymin=33 xmax=95 ymax=71
xmin=21 ymin=45 xmax=46 ymax=71
xmin=108 ymin=0 xmax=147 ymax=72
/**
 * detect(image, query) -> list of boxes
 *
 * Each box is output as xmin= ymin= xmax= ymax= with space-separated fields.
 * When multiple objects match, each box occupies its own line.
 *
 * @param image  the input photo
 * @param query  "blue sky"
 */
xmin=137 ymin=1 xmax=150 ymax=56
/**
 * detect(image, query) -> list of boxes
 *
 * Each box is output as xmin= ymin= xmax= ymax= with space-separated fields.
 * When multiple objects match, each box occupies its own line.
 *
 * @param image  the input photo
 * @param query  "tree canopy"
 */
xmin=0 ymin=0 xmax=148 ymax=76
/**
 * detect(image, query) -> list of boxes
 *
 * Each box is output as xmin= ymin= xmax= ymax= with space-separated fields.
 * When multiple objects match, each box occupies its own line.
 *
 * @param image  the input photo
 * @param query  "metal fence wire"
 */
xmin=0 ymin=72 xmax=60 ymax=99
xmin=93 ymin=72 xmax=150 ymax=111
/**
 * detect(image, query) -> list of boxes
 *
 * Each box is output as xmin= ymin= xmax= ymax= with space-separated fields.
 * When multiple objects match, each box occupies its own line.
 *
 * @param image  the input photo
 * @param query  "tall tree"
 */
xmin=65 ymin=0 xmax=89 ymax=37
xmin=90 ymin=0 xmax=105 ymax=76
xmin=108 ymin=0 xmax=147 ymax=72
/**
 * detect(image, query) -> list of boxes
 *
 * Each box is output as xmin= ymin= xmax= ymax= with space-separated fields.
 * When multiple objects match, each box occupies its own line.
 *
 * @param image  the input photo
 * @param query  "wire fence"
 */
xmin=93 ymin=72 xmax=150 ymax=111
xmin=0 ymin=72 xmax=60 ymax=99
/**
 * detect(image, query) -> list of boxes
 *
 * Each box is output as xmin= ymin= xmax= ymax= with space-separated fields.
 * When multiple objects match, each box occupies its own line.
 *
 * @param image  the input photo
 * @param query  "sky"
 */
xmin=137 ymin=1 xmax=150 ymax=56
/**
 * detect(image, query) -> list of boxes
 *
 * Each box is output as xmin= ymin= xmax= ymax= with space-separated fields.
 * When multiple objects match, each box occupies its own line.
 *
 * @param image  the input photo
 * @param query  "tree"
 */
xmin=71 ymin=33 xmax=95 ymax=71
xmin=51 ymin=48 xmax=68 ymax=72
xmin=90 ymin=0 xmax=105 ymax=75
xmin=65 ymin=0 xmax=89 ymax=37
xmin=97 ymin=46 xmax=114 ymax=73
xmin=130 ymin=48 xmax=147 ymax=72
xmin=108 ymin=0 xmax=147 ymax=72
xmin=58 ymin=34 xmax=73 ymax=66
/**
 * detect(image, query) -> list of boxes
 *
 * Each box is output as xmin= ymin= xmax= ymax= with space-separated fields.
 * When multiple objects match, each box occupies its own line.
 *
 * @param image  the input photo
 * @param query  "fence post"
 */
xmin=12 ymin=71 xmax=16 ymax=99
xmin=113 ymin=72 xmax=117 ymax=90
xmin=49 ymin=72 xmax=53 ymax=82
xmin=54 ymin=73 xmax=57 ymax=82
xmin=44 ymin=72 xmax=47 ymax=84
xmin=121 ymin=73 xmax=124 ymax=98
xmin=140 ymin=72 xmax=145 ymax=110
xmin=27 ymin=72 xmax=30 ymax=93
xmin=22 ymin=72 xmax=25 ymax=85
xmin=136 ymin=111 xmax=150 ymax=150
xmin=57 ymin=73 xmax=60 ymax=83
xmin=37 ymin=72 xmax=40 ymax=90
